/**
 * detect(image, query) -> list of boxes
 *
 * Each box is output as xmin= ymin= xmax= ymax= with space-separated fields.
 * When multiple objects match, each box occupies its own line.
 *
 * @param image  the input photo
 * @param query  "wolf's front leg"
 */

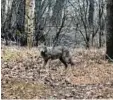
xmin=43 ymin=59 xmax=48 ymax=68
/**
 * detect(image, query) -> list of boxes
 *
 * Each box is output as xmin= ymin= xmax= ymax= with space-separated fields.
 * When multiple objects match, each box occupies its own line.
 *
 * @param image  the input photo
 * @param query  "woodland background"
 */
xmin=1 ymin=0 xmax=113 ymax=99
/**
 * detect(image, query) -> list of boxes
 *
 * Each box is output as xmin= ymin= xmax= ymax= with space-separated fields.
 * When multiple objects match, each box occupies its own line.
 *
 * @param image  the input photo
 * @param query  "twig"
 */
xmin=105 ymin=54 xmax=113 ymax=62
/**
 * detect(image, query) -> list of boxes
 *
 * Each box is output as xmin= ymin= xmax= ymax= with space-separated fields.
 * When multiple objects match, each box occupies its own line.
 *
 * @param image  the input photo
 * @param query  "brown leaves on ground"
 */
xmin=68 ymin=48 xmax=113 ymax=85
xmin=1 ymin=46 xmax=113 ymax=99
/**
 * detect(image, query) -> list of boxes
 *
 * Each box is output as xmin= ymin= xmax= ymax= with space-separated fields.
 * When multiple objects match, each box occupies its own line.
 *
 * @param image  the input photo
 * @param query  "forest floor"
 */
xmin=1 ymin=45 xmax=113 ymax=99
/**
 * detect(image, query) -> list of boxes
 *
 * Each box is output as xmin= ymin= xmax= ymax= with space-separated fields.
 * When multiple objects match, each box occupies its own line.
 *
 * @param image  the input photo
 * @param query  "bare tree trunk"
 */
xmin=17 ymin=0 xmax=25 ymax=33
xmin=1 ymin=0 xmax=6 ymax=29
xmin=88 ymin=0 xmax=94 ymax=47
xmin=88 ymin=0 xmax=94 ymax=26
xmin=51 ymin=0 xmax=65 ymax=26
xmin=106 ymin=0 xmax=113 ymax=60
xmin=98 ymin=0 xmax=104 ymax=48
xmin=1 ymin=0 xmax=26 ymax=46
xmin=15 ymin=0 xmax=26 ymax=46
xmin=35 ymin=0 xmax=47 ymax=46
xmin=1 ymin=0 xmax=6 ymax=39
xmin=53 ymin=12 xmax=66 ymax=47
xmin=2 ymin=0 xmax=15 ymax=45
xmin=25 ymin=0 xmax=34 ymax=48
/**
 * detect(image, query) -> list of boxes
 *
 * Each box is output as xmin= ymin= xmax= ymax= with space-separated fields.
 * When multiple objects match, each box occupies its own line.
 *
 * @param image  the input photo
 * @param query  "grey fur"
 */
xmin=40 ymin=46 xmax=74 ymax=68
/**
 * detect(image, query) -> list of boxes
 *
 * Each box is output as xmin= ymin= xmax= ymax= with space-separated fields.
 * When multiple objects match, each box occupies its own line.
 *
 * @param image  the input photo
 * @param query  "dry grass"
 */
xmin=1 ymin=45 xmax=113 ymax=99
xmin=2 ymin=78 xmax=51 ymax=99
xmin=66 ymin=48 xmax=113 ymax=85
xmin=1 ymin=46 xmax=40 ymax=62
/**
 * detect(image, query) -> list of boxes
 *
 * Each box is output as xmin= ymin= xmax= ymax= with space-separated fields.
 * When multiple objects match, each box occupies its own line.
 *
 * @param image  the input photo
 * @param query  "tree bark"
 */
xmin=51 ymin=0 xmax=65 ymax=26
xmin=106 ymin=0 xmax=113 ymax=60
xmin=25 ymin=0 xmax=34 ymax=48
xmin=35 ymin=0 xmax=47 ymax=46
xmin=1 ymin=0 xmax=6 ymax=28
xmin=98 ymin=0 xmax=104 ymax=48
xmin=88 ymin=0 xmax=94 ymax=26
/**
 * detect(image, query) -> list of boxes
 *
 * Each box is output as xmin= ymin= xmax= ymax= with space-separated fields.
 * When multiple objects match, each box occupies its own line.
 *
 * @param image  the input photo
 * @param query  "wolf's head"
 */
xmin=38 ymin=44 xmax=47 ymax=54
xmin=40 ymin=46 xmax=47 ymax=53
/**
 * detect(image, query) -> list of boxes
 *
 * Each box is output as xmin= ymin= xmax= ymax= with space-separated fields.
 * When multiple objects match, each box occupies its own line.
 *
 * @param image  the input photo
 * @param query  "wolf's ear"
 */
xmin=38 ymin=44 xmax=47 ymax=52
xmin=43 ymin=46 xmax=47 ymax=52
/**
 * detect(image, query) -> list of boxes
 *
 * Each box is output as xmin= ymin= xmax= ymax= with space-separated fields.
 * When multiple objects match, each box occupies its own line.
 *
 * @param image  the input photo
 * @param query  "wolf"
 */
xmin=39 ymin=45 xmax=74 ymax=69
